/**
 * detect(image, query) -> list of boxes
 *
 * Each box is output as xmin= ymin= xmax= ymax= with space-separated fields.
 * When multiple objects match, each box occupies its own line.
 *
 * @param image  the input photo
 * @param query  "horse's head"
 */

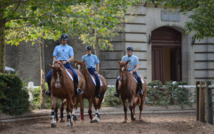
xmin=74 ymin=60 xmax=87 ymax=73
xmin=49 ymin=61 xmax=64 ymax=88
xmin=118 ymin=60 xmax=130 ymax=83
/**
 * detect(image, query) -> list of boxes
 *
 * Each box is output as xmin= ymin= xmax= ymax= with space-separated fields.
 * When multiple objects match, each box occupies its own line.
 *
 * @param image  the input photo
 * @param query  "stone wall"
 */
xmin=5 ymin=38 xmax=88 ymax=86
xmin=194 ymin=38 xmax=214 ymax=82
xmin=5 ymin=42 xmax=40 ymax=85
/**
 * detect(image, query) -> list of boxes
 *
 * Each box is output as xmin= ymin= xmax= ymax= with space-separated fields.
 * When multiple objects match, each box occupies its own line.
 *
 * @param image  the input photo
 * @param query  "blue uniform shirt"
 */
xmin=122 ymin=55 xmax=140 ymax=71
xmin=53 ymin=44 xmax=74 ymax=60
xmin=81 ymin=54 xmax=100 ymax=68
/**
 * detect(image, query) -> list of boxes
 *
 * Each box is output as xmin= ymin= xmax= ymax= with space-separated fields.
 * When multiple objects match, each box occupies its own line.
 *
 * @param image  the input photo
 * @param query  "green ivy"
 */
xmin=103 ymin=86 xmax=122 ymax=107
xmin=146 ymin=80 xmax=192 ymax=108
xmin=0 ymin=73 xmax=30 ymax=115
xmin=30 ymin=83 xmax=62 ymax=109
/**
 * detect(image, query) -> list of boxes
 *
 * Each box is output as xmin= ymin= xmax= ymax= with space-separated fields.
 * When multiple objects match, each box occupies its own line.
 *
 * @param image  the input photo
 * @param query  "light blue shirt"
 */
xmin=53 ymin=44 xmax=74 ymax=61
xmin=81 ymin=54 xmax=100 ymax=68
xmin=122 ymin=55 xmax=140 ymax=71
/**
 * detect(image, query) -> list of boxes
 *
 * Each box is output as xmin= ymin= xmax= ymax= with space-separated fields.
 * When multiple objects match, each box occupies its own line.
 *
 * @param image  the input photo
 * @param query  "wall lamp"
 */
xmin=191 ymin=36 xmax=195 ymax=45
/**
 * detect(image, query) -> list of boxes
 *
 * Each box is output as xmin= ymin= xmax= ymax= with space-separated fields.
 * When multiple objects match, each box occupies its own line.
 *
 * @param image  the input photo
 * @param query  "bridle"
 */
xmin=119 ymin=65 xmax=128 ymax=83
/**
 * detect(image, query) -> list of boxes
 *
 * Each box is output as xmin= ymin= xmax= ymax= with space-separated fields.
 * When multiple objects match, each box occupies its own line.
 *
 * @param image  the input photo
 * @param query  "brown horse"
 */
xmin=49 ymin=60 xmax=85 ymax=127
xmin=118 ymin=60 xmax=147 ymax=122
xmin=74 ymin=60 xmax=107 ymax=122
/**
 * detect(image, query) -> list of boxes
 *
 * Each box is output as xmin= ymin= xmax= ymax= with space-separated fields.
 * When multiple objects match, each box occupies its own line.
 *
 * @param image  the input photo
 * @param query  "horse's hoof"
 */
xmin=51 ymin=124 xmax=56 ymax=128
xmin=90 ymin=120 xmax=98 ymax=123
xmin=67 ymin=121 xmax=73 ymax=127
xmin=60 ymin=119 xmax=65 ymax=123
xmin=73 ymin=116 xmax=78 ymax=122
xmin=122 ymin=120 xmax=127 ymax=123
xmin=131 ymin=117 xmax=136 ymax=121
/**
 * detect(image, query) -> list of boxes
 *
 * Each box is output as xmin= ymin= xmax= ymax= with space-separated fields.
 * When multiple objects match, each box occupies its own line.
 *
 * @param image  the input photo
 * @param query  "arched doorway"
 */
xmin=152 ymin=26 xmax=182 ymax=84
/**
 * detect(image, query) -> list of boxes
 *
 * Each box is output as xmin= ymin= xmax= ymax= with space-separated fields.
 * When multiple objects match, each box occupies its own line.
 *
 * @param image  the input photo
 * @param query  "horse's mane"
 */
xmin=53 ymin=61 xmax=64 ymax=68
xmin=74 ymin=60 xmax=90 ymax=75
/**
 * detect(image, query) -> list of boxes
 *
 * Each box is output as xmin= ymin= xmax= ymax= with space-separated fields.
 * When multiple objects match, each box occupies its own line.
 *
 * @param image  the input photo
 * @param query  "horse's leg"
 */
xmin=122 ymin=99 xmax=128 ymax=123
xmin=94 ymin=91 xmax=105 ymax=122
xmin=72 ymin=97 xmax=78 ymax=122
xmin=54 ymin=105 xmax=58 ymax=122
xmin=51 ymin=96 xmax=57 ymax=127
xmin=91 ymin=98 xmax=100 ymax=123
xmin=66 ymin=100 xmax=73 ymax=127
xmin=88 ymin=98 xmax=93 ymax=121
xmin=129 ymin=97 xmax=136 ymax=121
xmin=71 ymin=107 xmax=77 ymax=122
xmin=60 ymin=100 xmax=65 ymax=122
xmin=139 ymin=84 xmax=146 ymax=120
xmin=139 ymin=96 xmax=143 ymax=120
xmin=79 ymin=98 xmax=84 ymax=121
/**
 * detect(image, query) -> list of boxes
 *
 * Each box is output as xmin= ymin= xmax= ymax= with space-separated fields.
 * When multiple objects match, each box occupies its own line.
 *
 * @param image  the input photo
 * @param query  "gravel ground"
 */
xmin=0 ymin=113 xmax=214 ymax=134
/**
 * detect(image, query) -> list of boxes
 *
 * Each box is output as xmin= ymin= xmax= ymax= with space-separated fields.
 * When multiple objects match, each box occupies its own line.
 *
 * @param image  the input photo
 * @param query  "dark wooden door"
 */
xmin=151 ymin=26 xmax=182 ymax=84
xmin=152 ymin=47 xmax=164 ymax=82
xmin=170 ymin=48 xmax=181 ymax=81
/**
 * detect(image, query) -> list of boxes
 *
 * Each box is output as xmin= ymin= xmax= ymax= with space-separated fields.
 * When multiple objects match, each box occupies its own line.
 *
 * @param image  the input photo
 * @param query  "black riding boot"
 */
xmin=136 ymin=75 xmax=143 ymax=96
xmin=114 ymin=79 xmax=119 ymax=98
xmin=138 ymin=83 xmax=143 ymax=96
xmin=45 ymin=83 xmax=51 ymax=96
xmin=138 ymin=87 xmax=143 ymax=96
xmin=95 ymin=86 xmax=101 ymax=98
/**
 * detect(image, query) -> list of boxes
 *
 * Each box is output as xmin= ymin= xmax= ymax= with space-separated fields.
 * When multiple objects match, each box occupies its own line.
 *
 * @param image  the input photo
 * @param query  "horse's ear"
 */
xmin=118 ymin=60 xmax=121 ymax=64
xmin=83 ymin=60 xmax=85 ymax=63
xmin=74 ymin=61 xmax=77 ymax=68
xmin=126 ymin=60 xmax=130 ymax=65
xmin=49 ymin=64 xmax=53 ymax=68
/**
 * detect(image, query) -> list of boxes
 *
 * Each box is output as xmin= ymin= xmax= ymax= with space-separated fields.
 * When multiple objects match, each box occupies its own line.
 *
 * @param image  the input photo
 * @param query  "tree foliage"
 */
xmin=0 ymin=0 xmax=140 ymax=72
xmin=149 ymin=0 xmax=214 ymax=40
xmin=3 ymin=0 xmax=140 ymax=47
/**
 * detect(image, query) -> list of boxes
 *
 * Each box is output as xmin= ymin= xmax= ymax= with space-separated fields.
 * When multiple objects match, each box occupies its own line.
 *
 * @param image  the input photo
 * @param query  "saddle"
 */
xmin=90 ymin=75 xmax=103 ymax=86
xmin=133 ymin=74 xmax=144 ymax=84
xmin=65 ymin=69 xmax=79 ymax=81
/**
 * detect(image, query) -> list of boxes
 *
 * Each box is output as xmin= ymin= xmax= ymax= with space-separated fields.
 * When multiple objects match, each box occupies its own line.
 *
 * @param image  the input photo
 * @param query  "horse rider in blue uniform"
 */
xmin=114 ymin=46 xmax=144 ymax=97
xmin=81 ymin=46 xmax=101 ymax=98
xmin=45 ymin=34 xmax=83 ymax=96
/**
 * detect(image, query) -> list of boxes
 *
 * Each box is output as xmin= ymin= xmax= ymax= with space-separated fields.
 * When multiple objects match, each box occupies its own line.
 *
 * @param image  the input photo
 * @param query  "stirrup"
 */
xmin=114 ymin=92 xmax=119 ymax=98
xmin=95 ymin=93 xmax=101 ymax=98
xmin=76 ymin=88 xmax=83 ymax=96
xmin=139 ymin=90 xmax=143 ymax=96
xmin=45 ymin=90 xmax=51 ymax=96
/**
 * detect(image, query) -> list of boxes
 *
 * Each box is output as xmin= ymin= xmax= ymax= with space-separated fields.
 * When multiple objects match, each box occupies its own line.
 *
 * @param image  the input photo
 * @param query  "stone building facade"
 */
xmin=5 ymin=3 xmax=214 ymax=86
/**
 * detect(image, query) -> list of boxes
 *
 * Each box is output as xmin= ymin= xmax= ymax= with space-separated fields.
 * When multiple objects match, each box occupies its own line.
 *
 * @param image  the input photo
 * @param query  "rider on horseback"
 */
xmin=114 ymin=46 xmax=144 ymax=97
xmin=81 ymin=45 xmax=101 ymax=98
xmin=45 ymin=34 xmax=83 ymax=96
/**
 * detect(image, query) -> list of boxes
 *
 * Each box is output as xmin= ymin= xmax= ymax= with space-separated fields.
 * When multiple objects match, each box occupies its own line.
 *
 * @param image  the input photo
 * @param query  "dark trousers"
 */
xmin=47 ymin=62 xmax=78 ymax=90
xmin=87 ymin=68 xmax=100 ymax=93
xmin=115 ymin=71 xmax=142 ymax=91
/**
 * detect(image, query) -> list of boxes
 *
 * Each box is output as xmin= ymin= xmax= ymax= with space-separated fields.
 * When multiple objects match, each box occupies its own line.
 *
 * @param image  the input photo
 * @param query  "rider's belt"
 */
xmin=87 ymin=67 xmax=95 ymax=69
xmin=59 ymin=60 xmax=67 ymax=63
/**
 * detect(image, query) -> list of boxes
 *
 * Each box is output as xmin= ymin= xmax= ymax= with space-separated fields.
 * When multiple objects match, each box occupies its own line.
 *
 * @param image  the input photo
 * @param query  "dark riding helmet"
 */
xmin=61 ymin=34 xmax=68 ymax=40
xmin=127 ymin=47 xmax=133 ymax=51
xmin=86 ymin=45 xmax=93 ymax=50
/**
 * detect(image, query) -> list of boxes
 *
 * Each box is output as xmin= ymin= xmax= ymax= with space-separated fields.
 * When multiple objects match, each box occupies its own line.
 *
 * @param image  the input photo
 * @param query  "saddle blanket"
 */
xmin=90 ymin=75 xmax=103 ymax=86
xmin=133 ymin=77 xmax=145 ymax=84
xmin=65 ymin=69 xmax=79 ymax=81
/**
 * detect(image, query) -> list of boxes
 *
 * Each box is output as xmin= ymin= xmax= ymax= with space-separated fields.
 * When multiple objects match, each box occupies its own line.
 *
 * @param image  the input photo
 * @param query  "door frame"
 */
xmin=151 ymin=26 xmax=182 ymax=83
